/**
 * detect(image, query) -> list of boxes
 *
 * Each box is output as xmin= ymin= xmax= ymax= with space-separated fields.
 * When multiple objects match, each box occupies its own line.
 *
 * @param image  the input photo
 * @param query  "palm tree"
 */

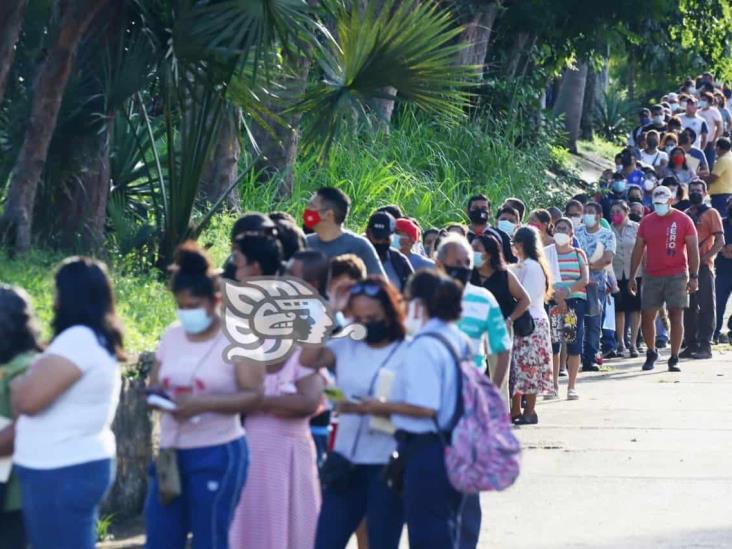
xmin=1 ymin=0 xmax=475 ymax=264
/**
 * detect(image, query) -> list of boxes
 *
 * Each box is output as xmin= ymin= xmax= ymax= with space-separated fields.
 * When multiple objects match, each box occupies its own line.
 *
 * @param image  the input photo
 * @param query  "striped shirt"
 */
xmin=457 ymin=283 xmax=512 ymax=368
xmin=555 ymin=248 xmax=588 ymax=300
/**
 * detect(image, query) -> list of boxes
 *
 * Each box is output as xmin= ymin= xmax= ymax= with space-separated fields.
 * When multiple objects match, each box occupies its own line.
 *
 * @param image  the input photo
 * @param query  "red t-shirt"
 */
xmin=638 ymin=210 xmax=698 ymax=277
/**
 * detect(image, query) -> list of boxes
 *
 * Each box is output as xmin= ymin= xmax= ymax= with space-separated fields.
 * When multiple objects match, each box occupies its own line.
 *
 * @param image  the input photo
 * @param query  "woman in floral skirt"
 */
xmin=509 ymin=226 xmax=554 ymax=425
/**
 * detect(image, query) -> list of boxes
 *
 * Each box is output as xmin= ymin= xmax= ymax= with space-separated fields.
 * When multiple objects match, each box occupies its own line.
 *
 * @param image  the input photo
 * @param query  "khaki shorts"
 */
xmin=641 ymin=273 xmax=689 ymax=310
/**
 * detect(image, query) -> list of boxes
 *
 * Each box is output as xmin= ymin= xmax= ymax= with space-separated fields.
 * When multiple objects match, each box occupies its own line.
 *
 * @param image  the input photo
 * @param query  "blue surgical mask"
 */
xmin=177 ymin=308 xmax=213 ymax=334
xmin=583 ymin=213 xmax=598 ymax=228
xmin=390 ymin=234 xmax=401 ymax=250
xmin=473 ymin=251 xmax=484 ymax=269
xmin=654 ymin=203 xmax=670 ymax=216
xmin=612 ymin=180 xmax=627 ymax=193
xmin=497 ymin=219 xmax=516 ymax=235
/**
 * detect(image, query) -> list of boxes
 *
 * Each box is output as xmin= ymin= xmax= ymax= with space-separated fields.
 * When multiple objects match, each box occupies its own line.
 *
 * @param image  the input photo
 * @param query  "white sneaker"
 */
xmin=567 ymin=388 xmax=579 ymax=400
xmin=543 ymin=390 xmax=559 ymax=401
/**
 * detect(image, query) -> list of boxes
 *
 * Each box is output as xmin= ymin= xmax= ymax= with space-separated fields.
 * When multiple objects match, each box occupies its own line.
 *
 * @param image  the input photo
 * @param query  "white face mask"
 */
xmin=177 ymin=308 xmax=213 ymax=335
xmin=615 ymin=163 xmax=623 ymax=173
xmin=652 ymin=115 xmax=664 ymax=125
xmin=405 ymin=300 xmax=426 ymax=335
xmin=680 ymin=101 xmax=688 ymax=110
xmin=554 ymin=233 xmax=571 ymax=246
xmin=570 ymin=216 xmax=582 ymax=229
xmin=643 ymin=178 xmax=657 ymax=192
xmin=497 ymin=219 xmax=517 ymax=236
xmin=699 ymin=100 xmax=708 ymax=109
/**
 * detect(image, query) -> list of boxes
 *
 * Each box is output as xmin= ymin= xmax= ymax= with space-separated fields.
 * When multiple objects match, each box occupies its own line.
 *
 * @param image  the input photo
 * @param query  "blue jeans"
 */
xmin=16 ymin=458 xmax=114 ymax=549
xmin=656 ymin=315 xmax=668 ymax=344
xmin=145 ymin=437 xmax=248 ymax=549
xmin=582 ymin=302 xmax=603 ymax=367
xmin=459 ymin=494 xmax=481 ymax=549
xmin=401 ymin=434 xmax=464 ymax=549
xmin=311 ymin=427 xmax=330 ymax=470
xmin=715 ymin=266 xmax=732 ymax=335
xmin=314 ymin=464 xmax=404 ymax=549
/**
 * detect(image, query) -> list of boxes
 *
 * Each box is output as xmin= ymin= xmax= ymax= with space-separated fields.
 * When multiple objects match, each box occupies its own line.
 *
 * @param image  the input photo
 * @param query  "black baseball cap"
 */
xmin=367 ymin=211 xmax=396 ymax=239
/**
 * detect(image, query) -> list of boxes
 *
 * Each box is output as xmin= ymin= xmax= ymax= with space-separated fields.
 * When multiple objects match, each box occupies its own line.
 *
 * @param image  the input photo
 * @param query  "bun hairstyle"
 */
xmin=170 ymin=241 xmax=218 ymax=300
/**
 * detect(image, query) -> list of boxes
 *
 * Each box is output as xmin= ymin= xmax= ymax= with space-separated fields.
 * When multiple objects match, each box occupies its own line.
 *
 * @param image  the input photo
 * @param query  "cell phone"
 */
xmin=145 ymin=389 xmax=177 ymax=411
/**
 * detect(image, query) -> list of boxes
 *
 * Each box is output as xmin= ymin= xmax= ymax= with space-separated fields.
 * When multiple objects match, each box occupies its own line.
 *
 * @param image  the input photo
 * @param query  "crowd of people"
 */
xmin=1 ymin=73 xmax=731 ymax=549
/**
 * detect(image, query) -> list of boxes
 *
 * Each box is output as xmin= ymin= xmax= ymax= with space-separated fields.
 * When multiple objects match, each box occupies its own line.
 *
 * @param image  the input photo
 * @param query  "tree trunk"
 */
xmin=553 ymin=62 xmax=588 ymax=153
xmin=456 ymin=3 xmax=500 ymax=74
xmin=580 ymin=68 xmax=596 ymax=141
xmin=252 ymin=56 xmax=311 ymax=198
xmin=52 ymin=123 xmax=112 ymax=251
xmin=0 ymin=0 xmax=106 ymax=253
xmin=0 ymin=0 xmax=28 ymax=106
xmin=505 ymin=32 xmax=530 ymax=80
xmin=372 ymin=86 xmax=397 ymax=125
xmin=199 ymin=107 xmax=241 ymax=211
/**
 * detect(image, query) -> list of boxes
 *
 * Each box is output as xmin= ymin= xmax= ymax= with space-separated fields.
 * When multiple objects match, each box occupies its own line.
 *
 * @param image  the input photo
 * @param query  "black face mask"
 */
xmin=689 ymin=192 xmax=704 ymax=205
xmin=364 ymin=320 xmax=389 ymax=344
xmin=446 ymin=266 xmax=471 ymax=286
xmin=468 ymin=208 xmax=489 ymax=224
xmin=629 ymin=213 xmax=642 ymax=222
xmin=372 ymin=241 xmax=390 ymax=256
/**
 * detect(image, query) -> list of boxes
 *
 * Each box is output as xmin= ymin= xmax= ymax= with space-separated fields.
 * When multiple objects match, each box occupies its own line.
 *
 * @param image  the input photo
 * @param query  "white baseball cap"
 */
xmin=667 ymin=92 xmax=679 ymax=102
xmin=652 ymin=186 xmax=673 ymax=202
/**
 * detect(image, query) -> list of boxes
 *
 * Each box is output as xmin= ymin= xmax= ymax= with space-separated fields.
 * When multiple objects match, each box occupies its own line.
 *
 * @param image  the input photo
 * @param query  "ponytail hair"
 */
xmin=170 ymin=241 xmax=218 ymax=300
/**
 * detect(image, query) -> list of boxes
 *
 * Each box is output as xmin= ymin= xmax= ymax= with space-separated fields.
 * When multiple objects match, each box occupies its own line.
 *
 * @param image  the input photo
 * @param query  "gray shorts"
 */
xmin=641 ymin=273 xmax=689 ymax=310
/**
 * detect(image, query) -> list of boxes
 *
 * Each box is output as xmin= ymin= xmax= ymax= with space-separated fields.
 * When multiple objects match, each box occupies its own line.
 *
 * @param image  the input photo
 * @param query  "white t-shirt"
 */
xmin=544 ymin=244 xmax=562 ymax=284
xmin=640 ymin=149 xmax=668 ymax=168
xmin=14 ymin=326 xmax=121 ymax=469
xmin=511 ymin=259 xmax=548 ymax=320
xmin=699 ymin=107 xmax=723 ymax=141
xmin=680 ymin=114 xmax=709 ymax=148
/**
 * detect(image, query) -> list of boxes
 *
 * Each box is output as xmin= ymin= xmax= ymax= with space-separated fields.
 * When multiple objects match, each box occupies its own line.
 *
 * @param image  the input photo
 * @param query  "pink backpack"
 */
xmin=419 ymin=332 xmax=521 ymax=494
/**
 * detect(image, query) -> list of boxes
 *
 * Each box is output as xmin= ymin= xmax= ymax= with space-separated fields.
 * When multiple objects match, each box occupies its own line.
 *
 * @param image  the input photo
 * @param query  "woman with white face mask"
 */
xmin=145 ymin=241 xmax=265 ymax=549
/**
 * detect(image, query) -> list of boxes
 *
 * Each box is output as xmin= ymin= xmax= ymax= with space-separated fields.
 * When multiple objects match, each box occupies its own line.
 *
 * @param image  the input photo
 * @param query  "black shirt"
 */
xmin=471 ymin=268 xmax=515 ymax=319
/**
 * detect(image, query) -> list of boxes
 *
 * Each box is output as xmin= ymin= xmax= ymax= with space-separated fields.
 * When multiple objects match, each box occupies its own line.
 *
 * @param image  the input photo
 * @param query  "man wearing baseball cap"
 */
xmin=394 ymin=217 xmax=436 ymax=271
xmin=628 ymin=185 xmax=700 ymax=371
xmin=365 ymin=211 xmax=414 ymax=291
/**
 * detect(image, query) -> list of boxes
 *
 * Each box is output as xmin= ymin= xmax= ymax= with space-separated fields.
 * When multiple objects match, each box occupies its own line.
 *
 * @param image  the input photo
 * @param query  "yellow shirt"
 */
xmin=710 ymin=152 xmax=732 ymax=194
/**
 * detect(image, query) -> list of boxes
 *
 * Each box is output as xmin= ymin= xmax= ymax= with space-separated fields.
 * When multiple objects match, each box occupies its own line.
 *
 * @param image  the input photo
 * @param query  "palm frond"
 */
xmin=297 ymin=0 xmax=478 ymax=158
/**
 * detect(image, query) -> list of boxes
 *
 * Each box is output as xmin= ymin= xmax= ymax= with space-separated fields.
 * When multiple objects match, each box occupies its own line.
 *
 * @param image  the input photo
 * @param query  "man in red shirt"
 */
xmin=681 ymin=180 xmax=725 ymax=359
xmin=629 ymin=186 xmax=700 ymax=371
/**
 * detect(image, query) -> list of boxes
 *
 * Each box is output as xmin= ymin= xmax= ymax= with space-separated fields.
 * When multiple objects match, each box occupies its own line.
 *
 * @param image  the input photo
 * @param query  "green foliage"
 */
xmin=593 ymin=89 xmax=638 ymax=144
xmin=96 ymin=513 xmax=115 ymax=543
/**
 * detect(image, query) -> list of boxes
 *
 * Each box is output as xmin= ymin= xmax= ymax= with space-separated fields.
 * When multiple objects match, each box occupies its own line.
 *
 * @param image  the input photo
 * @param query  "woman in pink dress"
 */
xmin=229 ymin=347 xmax=325 ymax=549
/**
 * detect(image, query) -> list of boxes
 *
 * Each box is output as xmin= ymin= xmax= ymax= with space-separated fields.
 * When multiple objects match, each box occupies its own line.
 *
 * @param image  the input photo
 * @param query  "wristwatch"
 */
xmin=690 ymin=273 xmax=699 ymax=279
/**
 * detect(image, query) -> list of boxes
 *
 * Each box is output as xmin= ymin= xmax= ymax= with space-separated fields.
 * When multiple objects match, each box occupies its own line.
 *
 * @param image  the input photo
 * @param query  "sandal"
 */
xmin=567 ymin=388 xmax=579 ymax=400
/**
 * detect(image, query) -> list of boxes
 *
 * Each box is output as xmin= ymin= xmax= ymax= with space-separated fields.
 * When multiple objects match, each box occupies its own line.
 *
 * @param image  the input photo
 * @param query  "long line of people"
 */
xmin=1 ymin=76 xmax=730 ymax=549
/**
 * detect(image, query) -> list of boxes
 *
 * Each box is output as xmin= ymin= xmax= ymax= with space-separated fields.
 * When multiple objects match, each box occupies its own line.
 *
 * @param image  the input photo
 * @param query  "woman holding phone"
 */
xmin=144 ymin=242 xmax=264 ymax=549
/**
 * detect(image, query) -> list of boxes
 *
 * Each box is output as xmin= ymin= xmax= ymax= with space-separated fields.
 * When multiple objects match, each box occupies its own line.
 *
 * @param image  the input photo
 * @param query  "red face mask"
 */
xmin=672 ymin=155 xmax=684 ymax=167
xmin=611 ymin=213 xmax=625 ymax=225
xmin=303 ymin=208 xmax=322 ymax=230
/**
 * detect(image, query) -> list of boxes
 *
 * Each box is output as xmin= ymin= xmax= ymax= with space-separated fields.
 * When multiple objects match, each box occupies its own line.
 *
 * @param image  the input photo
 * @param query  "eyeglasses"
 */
xmin=350 ymin=281 xmax=385 ymax=298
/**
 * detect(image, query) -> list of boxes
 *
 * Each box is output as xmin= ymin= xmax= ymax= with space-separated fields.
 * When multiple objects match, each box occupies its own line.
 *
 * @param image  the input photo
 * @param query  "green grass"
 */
xmin=0 ymin=250 xmax=174 ymax=355
xmin=3 ymin=113 xmax=579 ymax=355
xmin=578 ymin=136 xmax=622 ymax=164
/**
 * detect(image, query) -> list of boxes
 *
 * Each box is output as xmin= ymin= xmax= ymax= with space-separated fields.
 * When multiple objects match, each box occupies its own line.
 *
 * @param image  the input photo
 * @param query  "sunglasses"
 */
xmin=350 ymin=281 xmax=385 ymax=298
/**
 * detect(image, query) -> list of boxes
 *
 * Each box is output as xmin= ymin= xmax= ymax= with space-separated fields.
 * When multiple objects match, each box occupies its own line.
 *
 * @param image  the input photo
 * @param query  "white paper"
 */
xmin=603 ymin=296 xmax=616 ymax=331
xmin=0 ymin=416 xmax=12 ymax=482
xmin=370 ymin=370 xmax=396 ymax=435
xmin=686 ymin=153 xmax=700 ymax=173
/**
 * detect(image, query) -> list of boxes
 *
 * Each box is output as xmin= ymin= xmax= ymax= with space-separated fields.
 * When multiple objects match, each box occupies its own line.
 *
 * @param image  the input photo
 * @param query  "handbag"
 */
xmin=154 ymin=335 xmax=219 ymax=505
xmin=513 ymin=310 xmax=535 ymax=337
xmin=156 ymin=448 xmax=181 ymax=505
xmin=319 ymin=451 xmax=356 ymax=493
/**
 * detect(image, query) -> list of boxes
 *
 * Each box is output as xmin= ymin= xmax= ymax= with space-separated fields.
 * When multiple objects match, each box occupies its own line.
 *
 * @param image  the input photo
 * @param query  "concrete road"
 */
xmin=477 ymin=345 xmax=732 ymax=549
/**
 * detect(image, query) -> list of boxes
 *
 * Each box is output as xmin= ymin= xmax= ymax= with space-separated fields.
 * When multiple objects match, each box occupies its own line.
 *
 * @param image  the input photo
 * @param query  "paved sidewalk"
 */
xmin=477 ymin=346 xmax=732 ymax=549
